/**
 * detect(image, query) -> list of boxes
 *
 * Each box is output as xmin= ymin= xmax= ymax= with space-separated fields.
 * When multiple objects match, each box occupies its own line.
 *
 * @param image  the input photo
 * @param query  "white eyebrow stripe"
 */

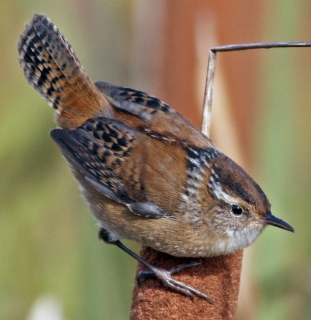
xmin=209 ymin=180 xmax=237 ymax=204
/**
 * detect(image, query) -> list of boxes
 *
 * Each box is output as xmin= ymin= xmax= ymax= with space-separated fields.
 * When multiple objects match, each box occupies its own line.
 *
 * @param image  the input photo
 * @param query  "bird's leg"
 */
xmin=98 ymin=228 xmax=214 ymax=302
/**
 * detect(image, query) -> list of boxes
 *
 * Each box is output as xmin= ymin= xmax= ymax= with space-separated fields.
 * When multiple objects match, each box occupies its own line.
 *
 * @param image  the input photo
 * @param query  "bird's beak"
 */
xmin=261 ymin=212 xmax=295 ymax=232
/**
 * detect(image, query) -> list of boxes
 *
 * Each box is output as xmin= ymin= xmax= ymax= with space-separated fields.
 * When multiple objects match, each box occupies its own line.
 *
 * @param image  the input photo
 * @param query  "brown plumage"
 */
xmin=17 ymin=14 xmax=294 ymax=300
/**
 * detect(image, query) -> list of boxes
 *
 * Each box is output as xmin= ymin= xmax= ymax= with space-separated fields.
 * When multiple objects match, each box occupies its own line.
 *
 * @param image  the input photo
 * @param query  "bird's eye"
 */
xmin=231 ymin=204 xmax=243 ymax=216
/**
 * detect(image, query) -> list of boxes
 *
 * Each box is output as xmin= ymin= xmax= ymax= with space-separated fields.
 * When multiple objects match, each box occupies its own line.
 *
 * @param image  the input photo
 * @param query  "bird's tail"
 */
xmin=17 ymin=14 xmax=111 ymax=129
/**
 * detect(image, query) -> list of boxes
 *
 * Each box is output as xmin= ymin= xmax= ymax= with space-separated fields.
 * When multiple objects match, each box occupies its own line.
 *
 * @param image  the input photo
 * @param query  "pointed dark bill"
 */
xmin=261 ymin=213 xmax=295 ymax=232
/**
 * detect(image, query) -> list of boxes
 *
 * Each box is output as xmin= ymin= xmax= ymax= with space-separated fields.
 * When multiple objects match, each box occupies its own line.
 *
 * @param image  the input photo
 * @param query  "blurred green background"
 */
xmin=1 ymin=1 xmax=311 ymax=319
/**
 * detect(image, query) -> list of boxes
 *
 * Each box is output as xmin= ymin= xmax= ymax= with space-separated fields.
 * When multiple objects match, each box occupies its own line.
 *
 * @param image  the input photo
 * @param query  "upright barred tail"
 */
xmin=17 ymin=14 xmax=111 ymax=129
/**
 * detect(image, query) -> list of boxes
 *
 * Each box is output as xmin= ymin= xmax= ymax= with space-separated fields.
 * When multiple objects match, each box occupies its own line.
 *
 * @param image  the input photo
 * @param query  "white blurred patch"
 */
xmin=26 ymin=295 xmax=67 ymax=320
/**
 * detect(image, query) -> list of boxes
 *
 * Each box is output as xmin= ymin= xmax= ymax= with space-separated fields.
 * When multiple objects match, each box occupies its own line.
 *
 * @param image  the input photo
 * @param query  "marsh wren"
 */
xmin=17 ymin=14 xmax=294 ymax=301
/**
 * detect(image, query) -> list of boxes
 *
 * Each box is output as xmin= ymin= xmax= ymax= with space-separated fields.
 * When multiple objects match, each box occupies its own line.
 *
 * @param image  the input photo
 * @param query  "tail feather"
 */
xmin=18 ymin=27 xmax=65 ymax=108
xmin=18 ymin=14 xmax=111 ymax=129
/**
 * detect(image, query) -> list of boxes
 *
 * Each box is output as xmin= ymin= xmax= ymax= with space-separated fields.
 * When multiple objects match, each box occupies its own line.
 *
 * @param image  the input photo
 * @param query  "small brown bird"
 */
xmin=17 ymin=14 xmax=294 ymax=301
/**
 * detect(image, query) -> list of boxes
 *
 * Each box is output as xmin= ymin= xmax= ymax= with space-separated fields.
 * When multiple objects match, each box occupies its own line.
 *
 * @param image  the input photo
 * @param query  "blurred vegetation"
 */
xmin=252 ymin=1 xmax=311 ymax=319
xmin=1 ymin=0 xmax=311 ymax=319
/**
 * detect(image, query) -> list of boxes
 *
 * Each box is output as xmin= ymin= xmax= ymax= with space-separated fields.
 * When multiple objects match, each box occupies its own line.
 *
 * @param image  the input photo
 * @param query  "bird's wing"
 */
xmin=95 ymin=81 xmax=214 ymax=149
xmin=50 ymin=116 xmax=193 ymax=218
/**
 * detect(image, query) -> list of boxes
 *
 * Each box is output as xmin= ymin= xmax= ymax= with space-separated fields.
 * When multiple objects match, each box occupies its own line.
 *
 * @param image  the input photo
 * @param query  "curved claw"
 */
xmin=168 ymin=261 xmax=201 ymax=274
xmin=137 ymin=262 xmax=214 ymax=303
xmin=137 ymin=261 xmax=202 ymax=285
